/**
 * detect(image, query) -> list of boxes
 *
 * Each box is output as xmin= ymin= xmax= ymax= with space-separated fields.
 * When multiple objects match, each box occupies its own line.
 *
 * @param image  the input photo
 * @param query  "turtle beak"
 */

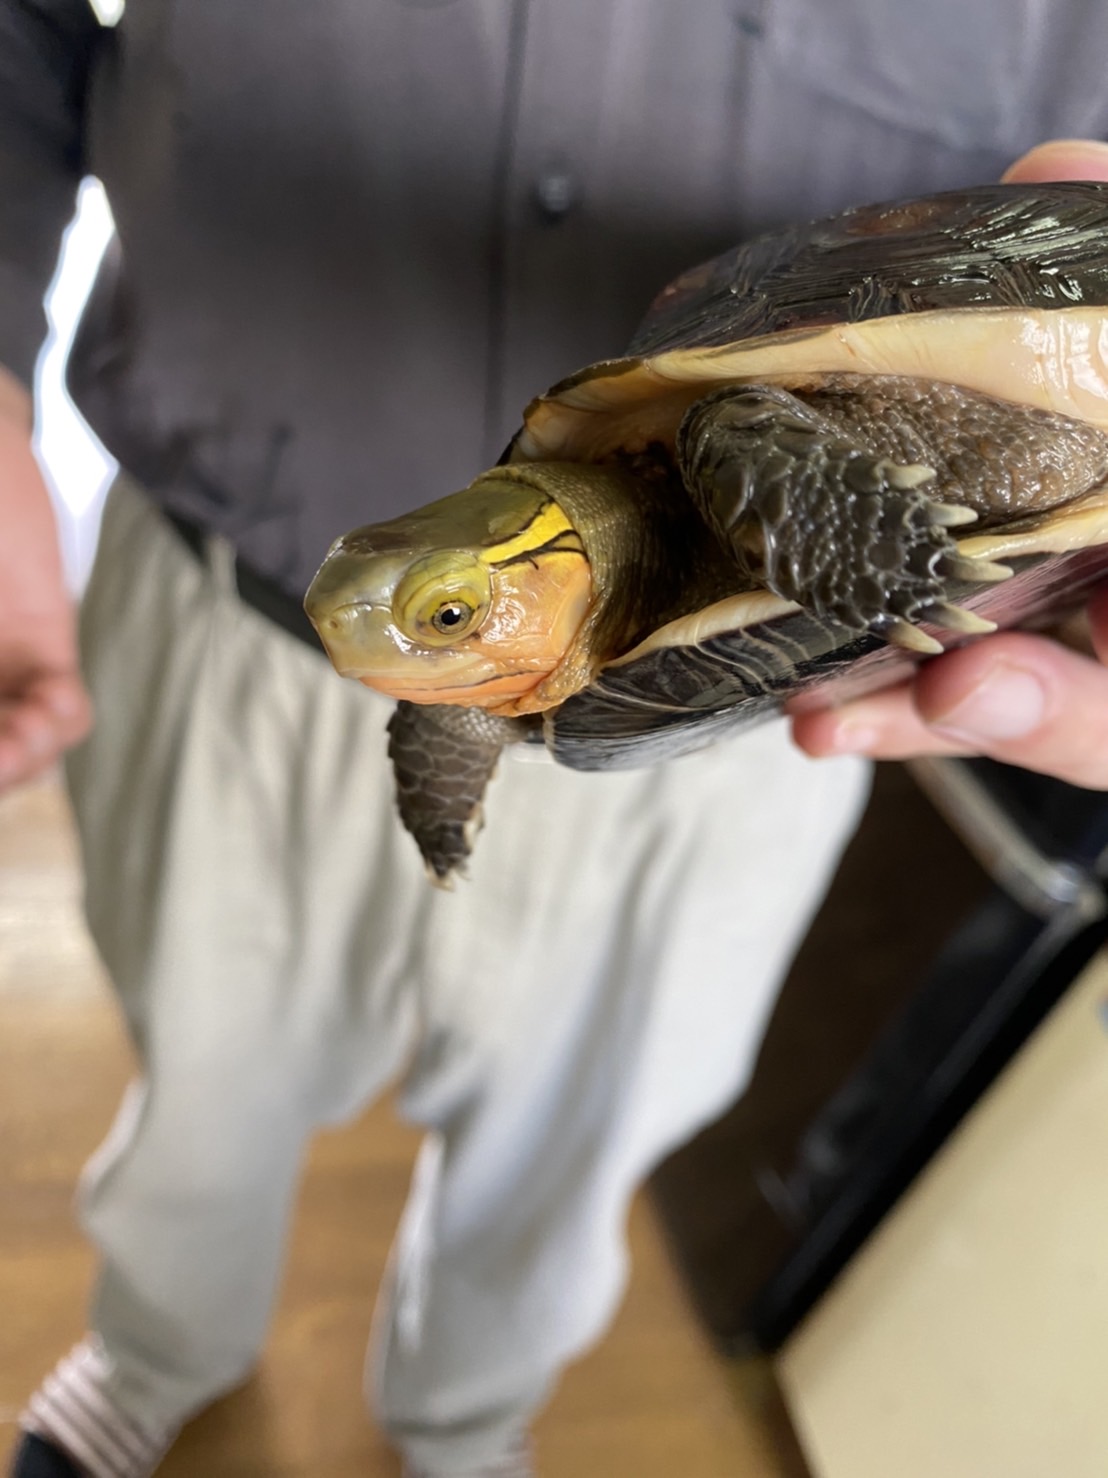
xmin=304 ymin=540 xmax=412 ymax=678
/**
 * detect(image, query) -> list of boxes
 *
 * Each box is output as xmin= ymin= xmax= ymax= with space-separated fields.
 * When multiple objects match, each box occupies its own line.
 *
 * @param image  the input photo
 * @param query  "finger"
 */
xmin=796 ymin=631 xmax=1108 ymax=789
xmin=790 ymin=682 xmax=972 ymax=760
xmin=0 ymin=673 xmax=92 ymax=792
xmin=912 ymin=632 xmax=1108 ymax=787
xmin=0 ymin=714 xmax=64 ymax=791
xmin=0 ymin=737 xmax=60 ymax=792
xmin=1002 ymin=138 xmax=1108 ymax=183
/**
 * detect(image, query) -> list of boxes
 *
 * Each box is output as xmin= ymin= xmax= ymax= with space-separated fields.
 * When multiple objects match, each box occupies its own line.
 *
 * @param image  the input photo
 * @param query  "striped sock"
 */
xmin=20 ymin=1339 xmax=175 ymax=1478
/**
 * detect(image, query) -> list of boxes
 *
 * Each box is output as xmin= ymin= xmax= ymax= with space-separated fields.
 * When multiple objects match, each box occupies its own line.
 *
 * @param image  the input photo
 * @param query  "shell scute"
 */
xmin=622 ymin=183 xmax=1108 ymax=361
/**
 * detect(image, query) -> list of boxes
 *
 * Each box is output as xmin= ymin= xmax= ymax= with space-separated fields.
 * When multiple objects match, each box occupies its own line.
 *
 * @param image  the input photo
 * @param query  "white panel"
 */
xmin=780 ymin=951 xmax=1108 ymax=1478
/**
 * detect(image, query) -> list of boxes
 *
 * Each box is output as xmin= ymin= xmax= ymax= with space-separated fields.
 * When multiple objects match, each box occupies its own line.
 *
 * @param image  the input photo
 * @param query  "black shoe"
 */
xmin=9 ymin=1435 xmax=85 ymax=1478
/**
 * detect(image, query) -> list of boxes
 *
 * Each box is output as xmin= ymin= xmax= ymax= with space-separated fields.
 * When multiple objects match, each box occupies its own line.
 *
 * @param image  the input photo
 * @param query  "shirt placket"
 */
xmin=483 ymin=0 xmax=619 ymax=462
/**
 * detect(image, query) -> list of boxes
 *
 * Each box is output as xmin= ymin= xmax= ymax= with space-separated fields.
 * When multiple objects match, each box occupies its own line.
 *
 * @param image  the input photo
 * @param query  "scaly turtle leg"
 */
xmin=387 ymin=701 xmax=538 ymax=884
xmin=674 ymin=376 xmax=1108 ymax=651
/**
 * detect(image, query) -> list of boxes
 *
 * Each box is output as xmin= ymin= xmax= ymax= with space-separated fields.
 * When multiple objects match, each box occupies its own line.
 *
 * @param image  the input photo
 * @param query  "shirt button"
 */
xmin=533 ymin=171 xmax=578 ymax=223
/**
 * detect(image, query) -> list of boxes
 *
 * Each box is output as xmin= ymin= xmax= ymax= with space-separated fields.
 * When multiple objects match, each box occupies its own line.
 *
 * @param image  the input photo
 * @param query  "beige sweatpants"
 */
xmin=65 ymin=476 xmax=870 ymax=1472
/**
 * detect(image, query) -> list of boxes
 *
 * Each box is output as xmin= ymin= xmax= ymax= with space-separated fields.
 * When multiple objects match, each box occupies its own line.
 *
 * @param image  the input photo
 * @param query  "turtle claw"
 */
xmin=919 ymin=602 xmax=998 ymax=635
xmin=427 ymin=864 xmax=459 ymax=892
xmin=885 ymin=619 xmax=944 ymax=655
xmin=885 ymin=462 xmax=938 ymax=490
xmin=936 ymin=552 xmax=1013 ymax=584
xmin=929 ymin=502 xmax=980 ymax=528
xmin=884 ymin=600 xmax=996 ymax=656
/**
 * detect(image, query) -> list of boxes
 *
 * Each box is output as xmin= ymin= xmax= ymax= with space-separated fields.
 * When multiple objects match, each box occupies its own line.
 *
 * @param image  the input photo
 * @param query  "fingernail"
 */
xmin=1022 ymin=138 xmax=1108 ymax=158
xmin=818 ymin=720 xmax=880 ymax=755
xmin=929 ymin=663 xmax=1047 ymax=742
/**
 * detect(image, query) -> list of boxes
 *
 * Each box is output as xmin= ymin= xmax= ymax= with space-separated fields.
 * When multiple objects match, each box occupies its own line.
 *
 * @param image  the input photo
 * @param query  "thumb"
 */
xmin=909 ymin=631 xmax=1108 ymax=789
xmin=1003 ymin=138 xmax=1108 ymax=183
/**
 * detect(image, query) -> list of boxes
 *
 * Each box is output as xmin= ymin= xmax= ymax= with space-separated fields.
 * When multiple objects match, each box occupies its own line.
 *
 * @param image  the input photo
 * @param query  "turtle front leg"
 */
xmin=386 ymin=701 xmax=539 ymax=885
xmin=677 ymin=383 xmax=1009 ymax=653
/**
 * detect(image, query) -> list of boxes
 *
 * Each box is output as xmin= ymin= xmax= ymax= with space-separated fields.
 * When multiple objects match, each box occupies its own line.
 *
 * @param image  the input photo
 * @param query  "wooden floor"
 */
xmin=0 ymin=778 xmax=805 ymax=1478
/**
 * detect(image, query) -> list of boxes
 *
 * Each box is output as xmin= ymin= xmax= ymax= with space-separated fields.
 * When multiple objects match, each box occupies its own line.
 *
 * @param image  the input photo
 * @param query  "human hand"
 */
xmin=0 ymin=367 xmax=92 ymax=793
xmin=790 ymin=139 xmax=1108 ymax=789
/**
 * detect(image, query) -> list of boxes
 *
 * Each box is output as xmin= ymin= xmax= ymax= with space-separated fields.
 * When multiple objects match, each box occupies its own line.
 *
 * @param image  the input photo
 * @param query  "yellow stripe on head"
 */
xmin=481 ymin=494 xmax=586 ymax=570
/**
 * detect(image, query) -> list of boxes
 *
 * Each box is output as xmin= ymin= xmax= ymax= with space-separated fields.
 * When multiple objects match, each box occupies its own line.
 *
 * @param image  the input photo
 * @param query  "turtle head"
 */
xmin=305 ymin=466 xmax=596 ymax=712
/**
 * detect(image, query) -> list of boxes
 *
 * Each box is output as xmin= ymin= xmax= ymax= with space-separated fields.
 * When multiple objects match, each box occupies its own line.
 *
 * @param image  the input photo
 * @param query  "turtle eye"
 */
xmin=393 ymin=552 xmax=492 ymax=647
xmin=431 ymin=600 xmax=475 ymax=635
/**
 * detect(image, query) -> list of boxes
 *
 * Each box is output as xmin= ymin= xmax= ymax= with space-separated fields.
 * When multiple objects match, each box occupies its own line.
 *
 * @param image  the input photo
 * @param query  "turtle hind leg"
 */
xmin=387 ymin=702 xmax=536 ymax=885
xmin=677 ymin=382 xmax=1011 ymax=650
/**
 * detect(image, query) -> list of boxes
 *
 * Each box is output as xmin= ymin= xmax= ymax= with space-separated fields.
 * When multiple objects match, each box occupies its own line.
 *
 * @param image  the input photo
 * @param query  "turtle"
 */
xmin=305 ymin=181 xmax=1108 ymax=883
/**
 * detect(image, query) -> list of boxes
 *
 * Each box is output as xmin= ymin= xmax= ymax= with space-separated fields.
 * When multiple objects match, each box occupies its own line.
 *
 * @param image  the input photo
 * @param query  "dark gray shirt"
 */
xmin=4 ymin=0 xmax=1108 ymax=599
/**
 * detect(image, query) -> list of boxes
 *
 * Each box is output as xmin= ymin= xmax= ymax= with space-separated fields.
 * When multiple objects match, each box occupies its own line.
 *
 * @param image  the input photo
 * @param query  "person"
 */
xmin=2 ymin=6 xmax=1107 ymax=1477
